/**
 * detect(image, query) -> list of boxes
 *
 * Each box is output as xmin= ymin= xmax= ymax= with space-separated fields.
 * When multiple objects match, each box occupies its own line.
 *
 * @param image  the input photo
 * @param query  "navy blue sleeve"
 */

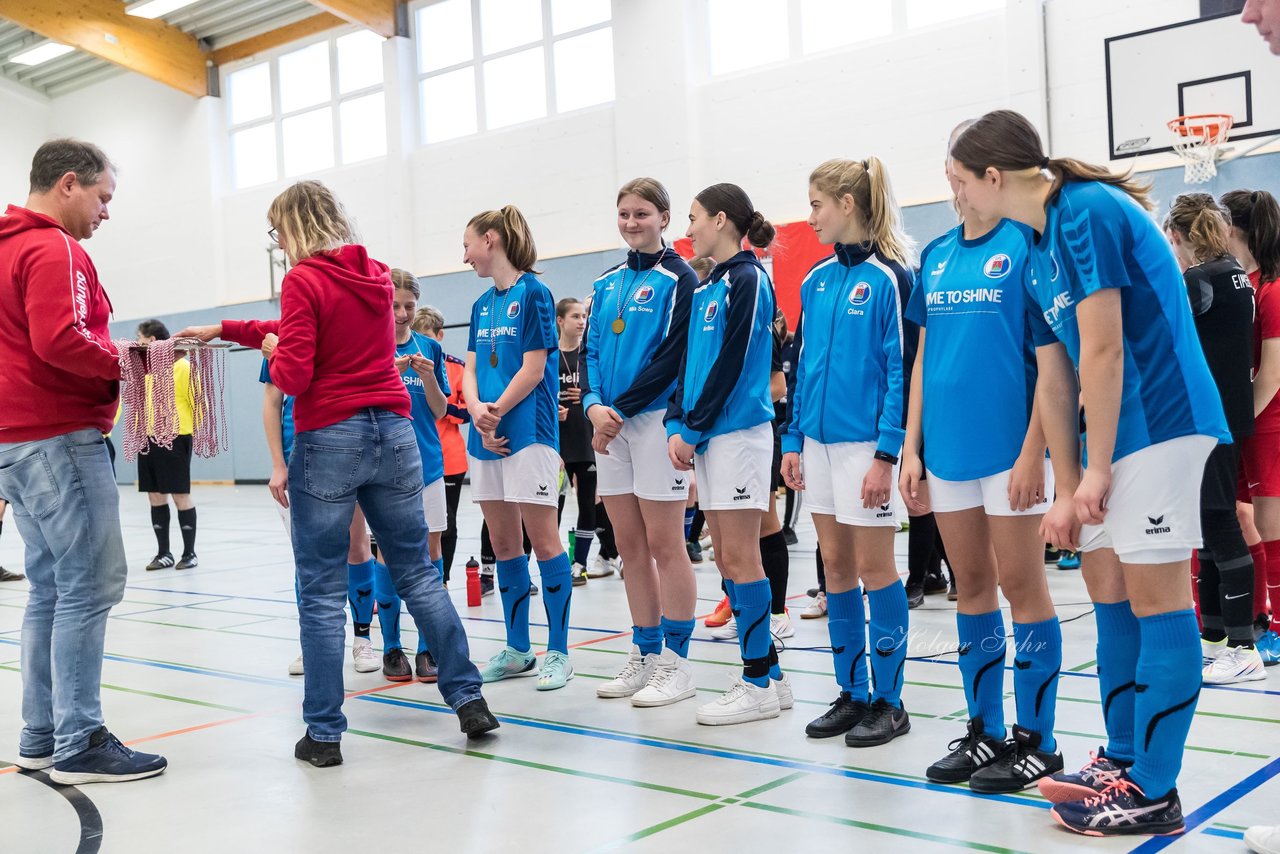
xmin=615 ymin=264 xmax=697 ymax=418
xmin=780 ymin=310 xmax=806 ymax=454
xmin=258 ymin=358 xmax=272 ymax=385
xmin=683 ymin=265 xmax=765 ymax=437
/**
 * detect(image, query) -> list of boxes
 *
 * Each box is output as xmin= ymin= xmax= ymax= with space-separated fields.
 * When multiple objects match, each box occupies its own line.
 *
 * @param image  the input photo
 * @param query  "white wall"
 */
xmin=11 ymin=0 xmax=1261 ymax=319
xmin=0 ymin=80 xmax=50 ymax=214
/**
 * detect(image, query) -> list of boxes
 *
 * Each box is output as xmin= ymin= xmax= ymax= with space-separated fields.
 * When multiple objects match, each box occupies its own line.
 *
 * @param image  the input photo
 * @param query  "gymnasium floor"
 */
xmin=0 ymin=485 xmax=1276 ymax=853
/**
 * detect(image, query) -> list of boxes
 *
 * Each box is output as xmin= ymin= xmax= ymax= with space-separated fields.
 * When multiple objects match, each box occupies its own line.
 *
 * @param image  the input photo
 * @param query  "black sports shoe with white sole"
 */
xmin=968 ymin=725 xmax=1063 ymax=794
xmin=926 ymin=717 xmax=1005 ymax=783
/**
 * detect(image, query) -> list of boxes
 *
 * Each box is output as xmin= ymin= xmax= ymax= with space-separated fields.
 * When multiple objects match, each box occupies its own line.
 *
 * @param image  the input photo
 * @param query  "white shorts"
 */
xmin=469 ymin=443 xmax=561 ymax=507
xmin=597 ymin=409 xmax=691 ymax=502
xmin=693 ymin=422 xmax=774 ymax=512
xmin=1077 ymin=434 xmax=1216 ymax=564
xmin=803 ymin=438 xmax=898 ymax=527
xmin=928 ymin=459 xmax=1055 ymax=517
xmin=422 ymin=476 xmax=447 ymax=532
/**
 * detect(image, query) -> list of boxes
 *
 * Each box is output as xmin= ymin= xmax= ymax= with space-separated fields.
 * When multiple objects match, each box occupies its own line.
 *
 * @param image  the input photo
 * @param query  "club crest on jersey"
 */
xmin=984 ymin=254 xmax=1012 ymax=279
xmin=634 ymin=284 xmax=655 ymax=304
xmin=704 ymin=301 xmax=719 ymax=322
xmin=849 ymin=281 xmax=872 ymax=306
xmin=506 ymin=302 xmax=521 ymax=319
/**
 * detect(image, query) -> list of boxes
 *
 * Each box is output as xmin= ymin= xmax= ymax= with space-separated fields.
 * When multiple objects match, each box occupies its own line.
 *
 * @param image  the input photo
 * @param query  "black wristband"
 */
xmin=874 ymin=450 xmax=899 ymax=465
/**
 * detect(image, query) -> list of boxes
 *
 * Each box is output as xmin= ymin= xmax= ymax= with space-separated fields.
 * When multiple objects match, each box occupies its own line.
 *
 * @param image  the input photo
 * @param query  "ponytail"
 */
xmin=467 ymin=204 xmax=541 ymax=273
xmin=809 ymin=156 xmax=915 ymax=265
xmin=1221 ymin=189 xmax=1280 ymax=281
xmin=1164 ymin=193 xmax=1230 ymax=264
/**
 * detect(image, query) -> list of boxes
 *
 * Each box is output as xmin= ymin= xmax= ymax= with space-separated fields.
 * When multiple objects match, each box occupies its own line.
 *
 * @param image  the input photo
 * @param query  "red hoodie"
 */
xmin=0 ymin=204 xmax=120 ymax=442
xmin=223 ymin=244 xmax=410 ymax=433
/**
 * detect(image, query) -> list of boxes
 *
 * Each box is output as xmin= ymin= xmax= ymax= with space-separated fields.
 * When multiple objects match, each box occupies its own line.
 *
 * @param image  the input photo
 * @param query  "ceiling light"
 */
xmin=8 ymin=42 xmax=75 ymax=66
xmin=127 ymin=0 xmax=200 ymax=19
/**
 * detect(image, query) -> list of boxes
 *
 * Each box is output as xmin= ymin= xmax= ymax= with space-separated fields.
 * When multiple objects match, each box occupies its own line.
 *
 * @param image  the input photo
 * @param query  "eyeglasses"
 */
xmin=267 ymin=227 xmax=278 ymax=244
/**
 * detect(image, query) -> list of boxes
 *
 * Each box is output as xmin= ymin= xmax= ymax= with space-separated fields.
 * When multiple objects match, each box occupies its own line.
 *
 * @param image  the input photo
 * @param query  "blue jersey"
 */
xmin=907 ymin=221 xmax=1039 ymax=480
xmin=667 ymin=250 xmax=775 ymax=450
xmin=581 ymin=246 xmax=698 ymax=419
xmin=782 ymin=244 xmax=910 ymax=458
xmin=467 ymin=273 xmax=559 ymax=461
xmin=1025 ymin=181 xmax=1230 ymax=461
xmin=396 ymin=331 xmax=449 ymax=485
xmin=258 ymin=360 xmax=296 ymax=461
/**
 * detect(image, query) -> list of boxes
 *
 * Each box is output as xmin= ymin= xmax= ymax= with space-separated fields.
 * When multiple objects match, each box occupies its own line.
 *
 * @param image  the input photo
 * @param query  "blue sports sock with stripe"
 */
xmin=1094 ymin=601 xmax=1140 ymax=764
xmin=1012 ymin=617 xmax=1062 ymax=752
xmin=660 ymin=616 xmax=695 ymax=658
xmin=733 ymin=578 xmax=772 ymax=687
xmin=539 ymin=551 xmax=573 ymax=654
xmin=496 ymin=555 xmax=532 ymax=653
xmin=371 ymin=560 xmax=402 ymax=651
xmin=957 ymin=610 xmax=1006 ymax=740
xmin=1129 ymin=610 xmax=1201 ymax=797
xmin=684 ymin=507 xmax=696 ymax=540
xmin=866 ymin=581 xmax=909 ymax=707
xmin=347 ymin=559 xmax=375 ymax=637
xmin=826 ymin=588 xmax=868 ymax=701
xmin=633 ymin=624 xmax=662 ymax=656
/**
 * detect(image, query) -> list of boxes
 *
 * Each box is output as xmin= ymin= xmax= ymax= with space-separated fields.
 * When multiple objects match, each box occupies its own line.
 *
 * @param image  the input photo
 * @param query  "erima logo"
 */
xmin=1014 ymin=659 xmax=1031 ymax=670
xmin=958 ymin=643 xmax=972 ymax=656
xmin=546 ymin=584 xmax=562 ymax=594
xmin=876 ymin=503 xmax=892 ymax=518
xmin=832 ymin=645 xmax=846 ymax=654
xmin=984 ymin=254 xmax=1011 ymax=279
xmin=704 ymin=301 xmax=719 ymax=322
xmin=672 ymin=477 xmax=685 ymax=491
xmin=816 ymin=280 xmax=827 ymax=292
xmin=849 ymin=281 xmax=872 ymax=306
xmin=634 ymin=284 xmax=655 ymax=304
xmin=930 ymin=260 xmax=947 ymax=277
xmin=733 ymin=486 xmax=752 ymax=502
xmin=537 ymin=483 xmax=550 ymax=497
xmin=1145 ymin=514 xmax=1171 ymax=535
xmin=506 ymin=302 xmax=521 ymax=319
xmin=873 ymin=646 xmax=894 ymax=657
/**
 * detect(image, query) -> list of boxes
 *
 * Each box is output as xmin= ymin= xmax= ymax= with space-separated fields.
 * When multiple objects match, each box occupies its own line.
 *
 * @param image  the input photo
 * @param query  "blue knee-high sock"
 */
xmin=957 ymin=610 xmax=1006 ymax=740
xmin=539 ymin=552 xmax=573 ymax=654
xmin=633 ymin=624 xmax=662 ymax=655
xmin=866 ymin=581 xmax=909 ymax=707
xmin=734 ymin=578 xmax=773 ymax=687
xmin=1130 ymin=610 xmax=1202 ymax=797
xmin=826 ymin=588 xmax=868 ymax=701
xmin=347 ymin=560 xmax=375 ymax=636
xmin=414 ymin=558 xmax=445 ymax=655
xmin=496 ymin=556 xmax=533 ymax=653
xmin=1094 ymin=601 xmax=1141 ymax=764
xmin=1012 ymin=617 xmax=1062 ymax=752
xmin=684 ymin=507 xmax=696 ymax=540
xmin=372 ymin=560 xmax=402 ymax=651
xmin=660 ymin=616 xmax=695 ymax=658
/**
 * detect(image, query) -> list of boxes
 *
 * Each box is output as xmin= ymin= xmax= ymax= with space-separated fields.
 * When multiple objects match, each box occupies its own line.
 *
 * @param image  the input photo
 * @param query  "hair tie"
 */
xmin=1253 ymin=190 xmax=1261 ymax=204
xmin=1039 ymin=157 xmax=1050 ymax=169
xmin=861 ymin=159 xmax=869 ymax=170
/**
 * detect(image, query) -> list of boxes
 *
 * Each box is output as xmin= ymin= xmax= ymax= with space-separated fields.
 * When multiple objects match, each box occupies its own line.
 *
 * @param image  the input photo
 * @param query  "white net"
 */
xmin=1168 ymin=114 xmax=1232 ymax=184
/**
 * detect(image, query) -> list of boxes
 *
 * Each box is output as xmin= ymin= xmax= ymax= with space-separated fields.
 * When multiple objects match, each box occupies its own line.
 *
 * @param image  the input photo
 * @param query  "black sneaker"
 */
xmin=925 ymin=717 xmax=1005 ymax=783
xmin=782 ymin=527 xmax=799 ymax=546
xmin=415 ymin=651 xmax=438 ymax=683
xmin=294 ymin=733 xmax=342 ymax=768
xmin=571 ymin=564 xmax=588 ymax=587
xmin=969 ymin=725 xmax=1063 ymax=794
xmin=805 ymin=692 xmax=870 ymax=738
xmin=145 ymin=553 xmax=175 ymax=571
xmin=49 ymin=727 xmax=167 ymax=784
xmin=845 ymin=698 xmax=911 ymax=747
xmin=1050 ymin=771 xmax=1184 ymax=836
xmin=383 ymin=649 xmax=412 ymax=682
xmin=1044 ymin=546 xmax=1061 ymax=565
xmin=457 ymin=697 xmax=501 ymax=738
xmin=686 ymin=540 xmax=703 ymax=563
xmin=175 ymin=553 xmax=198 ymax=570
xmin=905 ymin=584 xmax=925 ymax=609
xmin=480 ymin=571 xmax=495 ymax=597
xmin=923 ymin=572 xmax=948 ymax=595
xmin=1038 ymin=746 xmax=1130 ymax=803
xmin=0 ymin=566 xmax=25 ymax=582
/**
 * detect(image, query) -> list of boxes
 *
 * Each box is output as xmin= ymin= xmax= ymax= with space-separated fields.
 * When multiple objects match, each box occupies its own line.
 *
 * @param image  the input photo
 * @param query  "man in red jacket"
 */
xmin=0 ymin=139 xmax=167 ymax=784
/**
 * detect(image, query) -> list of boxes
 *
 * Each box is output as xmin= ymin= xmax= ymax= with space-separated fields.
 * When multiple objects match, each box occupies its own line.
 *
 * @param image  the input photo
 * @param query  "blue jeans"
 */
xmin=0 ymin=430 xmax=127 ymax=761
xmin=289 ymin=409 xmax=482 ymax=741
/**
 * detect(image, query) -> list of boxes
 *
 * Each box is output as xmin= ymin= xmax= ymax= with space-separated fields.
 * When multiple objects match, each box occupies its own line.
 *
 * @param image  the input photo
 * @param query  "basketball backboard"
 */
xmin=1105 ymin=11 xmax=1280 ymax=160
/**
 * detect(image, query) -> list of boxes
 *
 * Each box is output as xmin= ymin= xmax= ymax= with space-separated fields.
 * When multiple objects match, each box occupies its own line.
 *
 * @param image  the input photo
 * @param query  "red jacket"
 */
xmin=0 ymin=205 xmax=120 ymax=442
xmin=437 ymin=353 xmax=468 ymax=476
xmin=223 ymin=244 xmax=410 ymax=434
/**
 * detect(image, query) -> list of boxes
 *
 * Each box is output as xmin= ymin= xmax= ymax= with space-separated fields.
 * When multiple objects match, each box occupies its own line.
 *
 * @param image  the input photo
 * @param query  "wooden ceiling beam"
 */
xmin=304 ymin=0 xmax=402 ymax=39
xmin=208 ymin=12 xmax=346 ymax=67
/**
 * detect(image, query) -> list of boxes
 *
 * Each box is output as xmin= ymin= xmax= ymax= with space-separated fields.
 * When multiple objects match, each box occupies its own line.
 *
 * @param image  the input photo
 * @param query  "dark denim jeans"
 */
xmin=289 ymin=409 xmax=482 ymax=741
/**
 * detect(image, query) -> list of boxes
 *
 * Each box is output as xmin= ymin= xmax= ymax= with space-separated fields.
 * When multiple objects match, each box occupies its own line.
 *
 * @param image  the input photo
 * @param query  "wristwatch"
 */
xmin=874 ymin=450 xmax=899 ymax=465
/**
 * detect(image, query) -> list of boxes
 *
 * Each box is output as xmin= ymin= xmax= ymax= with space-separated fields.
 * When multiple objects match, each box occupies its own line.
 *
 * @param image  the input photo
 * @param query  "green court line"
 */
xmin=1215 ymin=822 xmax=1251 ymax=830
xmin=733 ymin=772 xmax=807 ymax=799
xmin=1068 ymin=659 xmax=1097 ymax=672
xmin=0 ymin=664 xmax=253 ymax=714
xmin=586 ymin=803 xmax=727 ymax=851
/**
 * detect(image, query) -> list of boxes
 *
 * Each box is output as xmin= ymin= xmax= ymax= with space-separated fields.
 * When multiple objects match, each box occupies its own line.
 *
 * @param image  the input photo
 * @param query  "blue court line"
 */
xmin=355 ymin=693 xmax=1048 ymax=812
xmin=1131 ymin=754 xmax=1280 ymax=852
xmin=1201 ymin=827 xmax=1244 ymax=840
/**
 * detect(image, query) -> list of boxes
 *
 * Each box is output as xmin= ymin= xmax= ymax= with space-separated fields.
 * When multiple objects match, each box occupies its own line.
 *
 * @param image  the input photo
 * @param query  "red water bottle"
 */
xmin=466 ymin=556 xmax=482 ymax=607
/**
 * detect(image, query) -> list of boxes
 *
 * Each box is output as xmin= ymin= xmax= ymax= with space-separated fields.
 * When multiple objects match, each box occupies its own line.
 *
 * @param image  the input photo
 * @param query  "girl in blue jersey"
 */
xmin=583 ymin=178 xmax=700 ymax=708
xmin=901 ymin=130 xmax=1063 ymax=790
xmin=780 ymin=157 xmax=913 ymax=749
xmin=951 ymin=110 xmax=1231 ymax=837
xmin=462 ymin=205 xmax=575 ymax=691
xmin=670 ymin=183 xmax=791 ymax=726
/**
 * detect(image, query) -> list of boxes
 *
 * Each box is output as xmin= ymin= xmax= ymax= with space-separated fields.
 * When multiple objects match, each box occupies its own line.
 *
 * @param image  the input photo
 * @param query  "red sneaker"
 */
xmin=704 ymin=596 xmax=732 ymax=627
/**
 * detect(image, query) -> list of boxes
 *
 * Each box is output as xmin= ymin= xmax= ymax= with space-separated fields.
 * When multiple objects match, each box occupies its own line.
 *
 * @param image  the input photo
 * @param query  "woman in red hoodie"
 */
xmin=179 ymin=180 xmax=497 ymax=766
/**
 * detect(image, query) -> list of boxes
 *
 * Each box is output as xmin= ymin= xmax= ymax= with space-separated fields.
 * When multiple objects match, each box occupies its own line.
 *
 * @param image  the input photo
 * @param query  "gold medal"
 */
xmin=611 ymin=318 xmax=626 ymax=334
xmin=489 ymin=353 xmax=498 ymax=367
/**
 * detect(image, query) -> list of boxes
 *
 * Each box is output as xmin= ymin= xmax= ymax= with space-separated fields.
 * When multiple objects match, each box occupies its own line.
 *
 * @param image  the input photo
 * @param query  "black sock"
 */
xmin=760 ymin=531 xmax=790 ymax=614
xmin=690 ymin=508 xmax=705 ymax=544
xmin=151 ymin=505 xmax=171 ymax=555
xmin=1202 ymin=510 xmax=1256 ymax=647
xmin=906 ymin=512 xmax=938 ymax=587
xmin=353 ymin=622 xmax=371 ymax=638
xmin=177 ymin=507 xmax=197 ymax=557
xmin=816 ymin=546 xmax=826 ymax=593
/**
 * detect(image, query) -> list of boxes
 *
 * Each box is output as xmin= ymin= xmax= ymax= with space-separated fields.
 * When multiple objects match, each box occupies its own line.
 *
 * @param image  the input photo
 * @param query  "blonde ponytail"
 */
xmin=809 ymin=157 xmax=915 ymax=265
xmin=467 ymin=204 xmax=541 ymax=273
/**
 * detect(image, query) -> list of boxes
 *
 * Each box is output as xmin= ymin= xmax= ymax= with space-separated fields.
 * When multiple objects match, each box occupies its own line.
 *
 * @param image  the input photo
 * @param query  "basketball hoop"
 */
xmin=1168 ymin=114 xmax=1233 ymax=184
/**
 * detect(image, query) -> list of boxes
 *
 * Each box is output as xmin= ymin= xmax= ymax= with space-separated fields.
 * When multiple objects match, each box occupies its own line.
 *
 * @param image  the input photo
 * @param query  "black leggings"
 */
xmin=596 ymin=499 xmax=619 ymax=560
xmin=906 ymin=512 xmax=950 ymax=588
xmin=441 ymin=473 xmax=465 ymax=581
xmin=480 ymin=520 xmax=531 ymax=565
xmin=557 ymin=461 xmax=598 ymax=533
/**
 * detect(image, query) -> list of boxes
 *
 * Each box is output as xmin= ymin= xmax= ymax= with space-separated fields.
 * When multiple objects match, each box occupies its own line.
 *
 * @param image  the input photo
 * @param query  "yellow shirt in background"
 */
xmin=144 ymin=356 xmax=194 ymax=436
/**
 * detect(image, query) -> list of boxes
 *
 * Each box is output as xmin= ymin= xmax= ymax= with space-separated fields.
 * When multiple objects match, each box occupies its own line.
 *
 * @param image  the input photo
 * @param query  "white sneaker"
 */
xmin=1203 ymin=644 xmax=1267 ymax=684
xmin=710 ymin=617 xmax=738 ymax=640
xmin=586 ymin=556 xmax=615 ymax=578
xmin=288 ymin=653 xmax=304 ymax=676
xmin=1246 ymin=824 xmax=1280 ymax=854
xmin=771 ymin=610 xmax=795 ymax=639
xmin=632 ymin=649 xmax=696 ymax=707
xmin=696 ymin=676 xmax=780 ymax=725
xmin=801 ymin=591 xmax=827 ymax=619
xmin=597 ymin=646 xmax=658 ymax=698
xmin=352 ymin=637 xmax=381 ymax=673
xmin=773 ymin=673 xmax=794 ymax=710
xmin=1202 ymin=636 xmax=1226 ymax=664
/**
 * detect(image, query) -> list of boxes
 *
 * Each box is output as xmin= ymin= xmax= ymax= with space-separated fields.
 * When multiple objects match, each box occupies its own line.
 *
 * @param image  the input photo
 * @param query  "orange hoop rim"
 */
xmin=1167 ymin=113 xmax=1234 ymax=139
